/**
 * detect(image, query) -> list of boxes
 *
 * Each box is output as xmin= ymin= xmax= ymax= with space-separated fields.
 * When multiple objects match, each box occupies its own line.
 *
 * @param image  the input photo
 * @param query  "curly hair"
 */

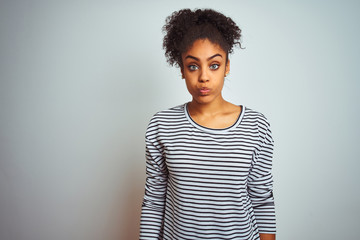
xmin=162 ymin=8 xmax=242 ymax=68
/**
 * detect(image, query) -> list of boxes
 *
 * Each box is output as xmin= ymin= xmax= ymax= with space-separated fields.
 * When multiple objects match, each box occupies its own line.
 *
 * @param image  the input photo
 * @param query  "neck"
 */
xmin=188 ymin=97 xmax=227 ymax=116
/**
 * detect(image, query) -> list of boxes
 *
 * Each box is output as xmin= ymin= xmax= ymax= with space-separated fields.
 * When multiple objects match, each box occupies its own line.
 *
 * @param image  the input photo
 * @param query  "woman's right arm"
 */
xmin=139 ymin=137 xmax=168 ymax=240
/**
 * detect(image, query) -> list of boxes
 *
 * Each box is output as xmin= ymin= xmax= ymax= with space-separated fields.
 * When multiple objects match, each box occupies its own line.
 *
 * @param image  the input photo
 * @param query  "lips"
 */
xmin=199 ymin=87 xmax=210 ymax=95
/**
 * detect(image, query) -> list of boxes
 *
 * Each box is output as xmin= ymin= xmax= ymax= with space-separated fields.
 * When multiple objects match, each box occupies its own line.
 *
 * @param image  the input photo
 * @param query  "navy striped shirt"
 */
xmin=140 ymin=103 xmax=276 ymax=240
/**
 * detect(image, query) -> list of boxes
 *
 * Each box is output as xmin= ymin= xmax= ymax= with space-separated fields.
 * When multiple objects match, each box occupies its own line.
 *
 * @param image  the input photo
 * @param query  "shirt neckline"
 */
xmin=184 ymin=102 xmax=245 ymax=134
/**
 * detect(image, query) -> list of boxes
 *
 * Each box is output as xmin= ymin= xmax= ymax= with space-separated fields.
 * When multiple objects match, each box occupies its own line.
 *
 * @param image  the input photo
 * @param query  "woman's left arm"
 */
xmin=247 ymin=116 xmax=276 ymax=236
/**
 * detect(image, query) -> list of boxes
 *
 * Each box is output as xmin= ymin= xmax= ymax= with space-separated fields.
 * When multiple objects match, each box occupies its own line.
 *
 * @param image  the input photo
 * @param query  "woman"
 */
xmin=140 ymin=8 xmax=276 ymax=240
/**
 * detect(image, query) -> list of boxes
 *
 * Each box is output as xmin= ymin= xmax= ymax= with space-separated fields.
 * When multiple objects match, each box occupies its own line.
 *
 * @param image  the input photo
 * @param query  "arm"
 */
xmin=247 ymin=119 xmax=276 ymax=237
xmin=139 ymin=137 xmax=168 ymax=240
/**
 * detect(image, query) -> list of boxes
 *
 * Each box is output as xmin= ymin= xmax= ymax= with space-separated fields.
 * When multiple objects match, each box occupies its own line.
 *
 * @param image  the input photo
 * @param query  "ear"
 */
xmin=181 ymin=68 xmax=185 ymax=79
xmin=225 ymin=59 xmax=230 ymax=76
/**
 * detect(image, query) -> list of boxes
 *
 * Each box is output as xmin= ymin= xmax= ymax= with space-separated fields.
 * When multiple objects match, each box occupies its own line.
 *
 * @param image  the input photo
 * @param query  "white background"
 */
xmin=1 ymin=0 xmax=359 ymax=239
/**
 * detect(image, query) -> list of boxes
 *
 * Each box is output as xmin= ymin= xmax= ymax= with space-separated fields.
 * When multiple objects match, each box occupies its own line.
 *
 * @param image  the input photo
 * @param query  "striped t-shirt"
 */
xmin=140 ymin=103 xmax=276 ymax=240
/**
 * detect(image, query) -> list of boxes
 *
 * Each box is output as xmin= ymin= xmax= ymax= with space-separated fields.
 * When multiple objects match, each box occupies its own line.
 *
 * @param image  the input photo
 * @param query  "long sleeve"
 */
xmin=139 ymin=137 xmax=168 ymax=239
xmin=247 ymin=120 xmax=276 ymax=234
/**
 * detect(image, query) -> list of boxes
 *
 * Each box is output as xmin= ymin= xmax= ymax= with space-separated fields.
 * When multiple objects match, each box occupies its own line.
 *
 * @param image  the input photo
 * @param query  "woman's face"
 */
xmin=181 ymin=38 xmax=229 ymax=106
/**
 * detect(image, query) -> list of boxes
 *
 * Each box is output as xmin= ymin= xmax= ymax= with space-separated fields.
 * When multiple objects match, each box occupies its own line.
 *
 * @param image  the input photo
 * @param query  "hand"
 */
xmin=259 ymin=233 xmax=275 ymax=240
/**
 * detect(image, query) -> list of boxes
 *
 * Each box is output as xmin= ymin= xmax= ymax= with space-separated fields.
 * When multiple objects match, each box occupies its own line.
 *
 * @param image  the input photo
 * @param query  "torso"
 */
xmin=141 ymin=104 xmax=275 ymax=239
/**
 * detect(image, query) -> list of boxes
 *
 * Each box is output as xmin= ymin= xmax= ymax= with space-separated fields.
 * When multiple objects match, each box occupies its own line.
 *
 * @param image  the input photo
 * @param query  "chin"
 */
xmin=193 ymin=96 xmax=214 ymax=104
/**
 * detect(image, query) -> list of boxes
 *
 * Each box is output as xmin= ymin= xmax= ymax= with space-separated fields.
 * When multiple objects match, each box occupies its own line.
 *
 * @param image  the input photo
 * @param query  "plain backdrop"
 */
xmin=1 ymin=0 xmax=359 ymax=239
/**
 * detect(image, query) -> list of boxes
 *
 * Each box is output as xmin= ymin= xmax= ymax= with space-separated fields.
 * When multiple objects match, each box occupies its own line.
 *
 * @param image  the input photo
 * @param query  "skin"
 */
xmin=181 ymin=38 xmax=276 ymax=240
xmin=259 ymin=233 xmax=276 ymax=240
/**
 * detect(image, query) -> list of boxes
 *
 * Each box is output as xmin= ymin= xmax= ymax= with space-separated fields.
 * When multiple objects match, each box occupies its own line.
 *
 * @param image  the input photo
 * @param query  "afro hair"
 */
xmin=162 ymin=8 xmax=242 ymax=68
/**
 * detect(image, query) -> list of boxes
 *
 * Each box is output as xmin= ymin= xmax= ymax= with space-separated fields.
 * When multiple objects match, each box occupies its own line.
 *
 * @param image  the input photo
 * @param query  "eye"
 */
xmin=209 ymin=64 xmax=220 ymax=70
xmin=188 ymin=65 xmax=199 ymax=71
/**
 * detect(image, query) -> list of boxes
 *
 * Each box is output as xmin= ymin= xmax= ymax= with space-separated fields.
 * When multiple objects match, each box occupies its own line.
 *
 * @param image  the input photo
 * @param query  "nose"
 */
xmin=199 ymin=68 xmax=210 ymax=83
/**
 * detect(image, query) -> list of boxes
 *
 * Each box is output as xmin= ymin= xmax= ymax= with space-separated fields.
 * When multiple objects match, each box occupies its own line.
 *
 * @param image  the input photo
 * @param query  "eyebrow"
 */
xmin=185 ymin=53 xmax=223 ymax=61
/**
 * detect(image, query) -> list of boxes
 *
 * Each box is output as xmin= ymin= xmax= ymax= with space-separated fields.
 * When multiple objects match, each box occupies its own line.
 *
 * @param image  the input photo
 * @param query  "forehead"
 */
xmin=182 ymin=39 xmax=226 ymax=59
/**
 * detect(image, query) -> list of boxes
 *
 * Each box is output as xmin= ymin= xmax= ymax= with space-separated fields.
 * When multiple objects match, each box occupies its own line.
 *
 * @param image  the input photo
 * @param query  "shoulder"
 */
xmin=242 ymin=106 xmax=272 ymax=132
xmin=148 ymin=104 xmax=185 ymax=125
xmin=152 ymin=104 xmax=184 ymax=118
xmin=243 ymin=107 xmax=274 ymax=146
xmin=146 ymin=104 xmax=187 ymax=139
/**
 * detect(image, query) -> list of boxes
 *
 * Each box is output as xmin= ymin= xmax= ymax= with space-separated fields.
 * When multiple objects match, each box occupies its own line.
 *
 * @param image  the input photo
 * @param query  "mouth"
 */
xmin=199 ymin=87 xmax=210 ymax=95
